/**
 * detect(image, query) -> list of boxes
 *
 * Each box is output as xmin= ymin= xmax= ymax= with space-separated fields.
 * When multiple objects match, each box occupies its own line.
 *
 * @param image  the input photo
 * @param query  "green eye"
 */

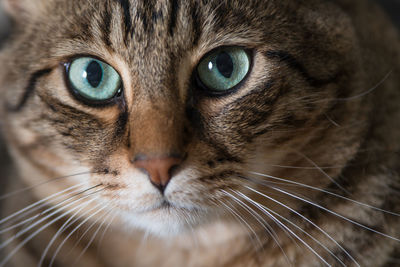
xmin=67 ymin=57 xmax=121 ymax=102
xmin=197 ymin=47 xmax=250 ymax=93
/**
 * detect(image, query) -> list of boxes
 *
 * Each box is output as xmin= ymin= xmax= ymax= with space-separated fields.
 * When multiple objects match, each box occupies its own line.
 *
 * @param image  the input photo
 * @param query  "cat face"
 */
xmin=0 ymin=0 xmax=368 ymax=236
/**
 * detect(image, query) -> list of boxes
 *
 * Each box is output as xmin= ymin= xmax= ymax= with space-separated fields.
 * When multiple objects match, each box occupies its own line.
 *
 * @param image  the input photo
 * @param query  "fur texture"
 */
xmin=0 ymin=0 xmax=399 ymax=266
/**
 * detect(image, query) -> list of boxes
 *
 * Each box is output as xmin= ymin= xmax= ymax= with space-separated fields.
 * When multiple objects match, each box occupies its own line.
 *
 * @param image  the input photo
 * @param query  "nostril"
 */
xmin=168 ymin=163 xmax=180 ymax=178
xmin=133 ymin=155 xmax=183 ymax=193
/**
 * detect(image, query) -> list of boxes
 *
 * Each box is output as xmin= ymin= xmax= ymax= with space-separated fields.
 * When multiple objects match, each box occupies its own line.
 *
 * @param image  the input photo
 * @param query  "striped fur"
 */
xmin=0 ymin=0 xmax=399 ymax=266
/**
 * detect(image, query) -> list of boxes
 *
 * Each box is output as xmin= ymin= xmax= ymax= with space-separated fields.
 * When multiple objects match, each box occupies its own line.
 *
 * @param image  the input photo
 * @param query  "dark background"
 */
xmin=379 ymin=0 xmax=400 ymax=27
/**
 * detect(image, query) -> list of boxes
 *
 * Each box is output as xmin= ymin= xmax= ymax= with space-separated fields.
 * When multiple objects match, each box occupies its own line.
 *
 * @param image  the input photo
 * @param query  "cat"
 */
xmin=0 ymin=0 xmax=399 ymax=266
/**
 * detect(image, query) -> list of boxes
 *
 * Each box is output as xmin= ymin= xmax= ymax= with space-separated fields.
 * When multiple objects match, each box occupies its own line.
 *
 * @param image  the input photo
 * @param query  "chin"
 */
xmin=118 ymin=203 xmax=210 ymax=237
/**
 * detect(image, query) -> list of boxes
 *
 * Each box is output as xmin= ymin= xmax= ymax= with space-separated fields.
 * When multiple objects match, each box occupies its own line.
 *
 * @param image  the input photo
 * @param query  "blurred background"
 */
xmin=0 ymin=3 xmax=10 ymax=43
xmin=379 ymin=0 xmax=400 ymax=27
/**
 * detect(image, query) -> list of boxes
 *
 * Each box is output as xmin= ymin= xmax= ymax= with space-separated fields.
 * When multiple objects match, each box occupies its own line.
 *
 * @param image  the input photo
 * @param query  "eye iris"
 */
xmin=196 ymin=47 xmax=250 ymax=93
xmin=86 ymin=61 xmax=103 ymax=88
xmin=216 ymin=52 xmax=234 ymax=78
xmin=67 ymin=57 xmax=122 ymax=103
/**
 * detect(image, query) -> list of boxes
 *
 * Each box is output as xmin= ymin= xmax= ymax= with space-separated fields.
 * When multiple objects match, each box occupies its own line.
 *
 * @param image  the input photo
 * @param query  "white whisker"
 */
xmin=247 ymin=172 xmax=400 ymax=217
xmin=0 ymin=172 xmax=93 ymax=201
xmin=223 ymin=190 xmax=289 ymax=244
xmin=0 ymin=195 xmax=103 ymax=267
xmin=0 ymin=215 xmax=39 ymax=235
xmin=223 ymin=191 xmax=281 ymax=243
xmin=73 ymin=210 xmax=114 ymax=265
xmin=65 ymin=205 xmax=115 ymax=258
xmin=222 ymin=190 xmax=293 ymax=266
xmin=0 ymin=185 xmax=103 ymax=250
xmin=267 ymin=164 xmax=344 ymax=170
xmin=334 ymin=70 xmax=392 ymax=101
xmin=242 ymin=187 xmax=357 ymax=267
xmin=270 ymin=186 xmax=400 ymax=242
xmin=1 ymin=185 xmax=98 ymax=236
xmin=0 ymin=182 xmax=87 ymax=226
xmin=181 ymin=210 xmax=199 ymax=248
xmin=140 ymin=230 xmax=151 ymax=249
xmin=233 ymin=192 xmax=331 ymax=266
xmin=48 ymin=203 xmax=110 ymax=267
xmin=97 ymin=211 xmax=118 ymax=254
xmin=5 ymin=184 xmax=101 ymax=233
xmin=38 ymin=198 xmax=98 ymax=267
xmin=217 ymin=199 xmax=262 ymax=250
xmin=295 ymin=151 xmax=349 ymax=194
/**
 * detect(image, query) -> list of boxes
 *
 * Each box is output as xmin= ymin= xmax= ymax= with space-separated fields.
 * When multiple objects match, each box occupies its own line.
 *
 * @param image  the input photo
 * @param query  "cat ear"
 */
xmin=2 ymin=0 xmax=44 ymax=22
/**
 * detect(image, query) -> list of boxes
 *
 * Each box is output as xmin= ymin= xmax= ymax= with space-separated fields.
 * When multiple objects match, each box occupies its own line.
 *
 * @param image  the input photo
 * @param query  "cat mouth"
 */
xmin=133 ymin=200 xmax=178 ymax=214
xmin=159 ymin=200 xmax=173 ymax=209
xmin=149 ymin=200 xmax=199 ymax=214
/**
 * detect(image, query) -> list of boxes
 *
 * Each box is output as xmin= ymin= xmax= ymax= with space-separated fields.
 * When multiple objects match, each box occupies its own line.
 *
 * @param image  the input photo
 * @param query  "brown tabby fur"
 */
xmin=0 ymin=0 xmax=399 ymax=266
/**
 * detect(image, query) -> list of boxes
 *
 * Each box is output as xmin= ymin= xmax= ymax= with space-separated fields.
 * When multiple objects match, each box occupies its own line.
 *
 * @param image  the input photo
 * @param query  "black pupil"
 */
xmin=216 ymin=52 xmax=234 ymax=78
xmin=86 ymin=61 xmax=103 ymax=88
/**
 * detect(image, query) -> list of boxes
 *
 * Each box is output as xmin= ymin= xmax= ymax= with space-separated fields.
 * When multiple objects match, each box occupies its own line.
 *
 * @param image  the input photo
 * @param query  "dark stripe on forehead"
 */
xmin=190 ymin=1 xmax=201 ymax=47
xmin=169 ymin=0 xmax=180 ymax=36
xmin=115 ymin=0 xmax=133 ymax=44
xmin=7 ymin=68 xmax=52 ymax=112
xmin=265 ymin=50 xmax=340 ymax=87
xmin=102 ymin=3 xmax=113 ymax=48
xmin=136 ymin=0 xmax=158 ymax=34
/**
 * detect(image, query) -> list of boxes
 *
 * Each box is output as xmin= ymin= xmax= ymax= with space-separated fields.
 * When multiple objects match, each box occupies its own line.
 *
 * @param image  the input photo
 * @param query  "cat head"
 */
xmin=0 ymin=0 xmax=369 ymax=236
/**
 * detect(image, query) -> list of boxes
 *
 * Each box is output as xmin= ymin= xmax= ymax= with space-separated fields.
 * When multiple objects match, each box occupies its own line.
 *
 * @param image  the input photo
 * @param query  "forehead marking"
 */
xmin=169 ymin=0 xmax=180 ymax=36
xmin=114 ymin=0 xmax=134 ymax=44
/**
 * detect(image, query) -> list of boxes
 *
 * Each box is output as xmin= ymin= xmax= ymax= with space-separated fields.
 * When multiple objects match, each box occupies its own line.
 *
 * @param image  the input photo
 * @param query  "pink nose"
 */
xmin=133 ymin=156 xmax=183 ymax=193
